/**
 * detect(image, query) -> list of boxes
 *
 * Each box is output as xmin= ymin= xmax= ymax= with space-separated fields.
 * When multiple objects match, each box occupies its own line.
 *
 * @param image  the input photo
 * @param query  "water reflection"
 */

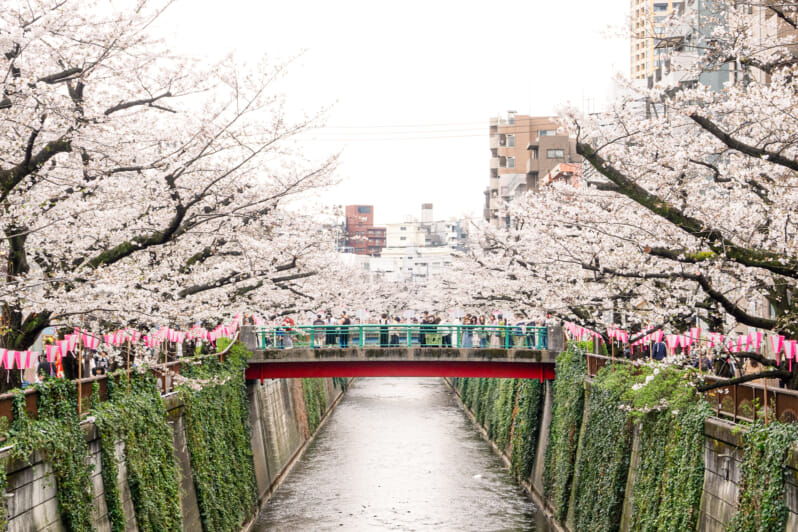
xmin=252 ymin=378 xmax=548 ymax=531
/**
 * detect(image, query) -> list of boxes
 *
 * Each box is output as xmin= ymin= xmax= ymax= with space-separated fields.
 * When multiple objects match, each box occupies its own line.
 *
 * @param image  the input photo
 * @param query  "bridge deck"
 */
xmin=245 ymin=347 xmax=558 ymax=380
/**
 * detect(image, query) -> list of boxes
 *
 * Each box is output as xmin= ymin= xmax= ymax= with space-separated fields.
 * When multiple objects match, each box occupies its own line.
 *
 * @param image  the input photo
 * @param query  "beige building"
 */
xmin=631 ymin=0 xmax=685 ymax=81
xmin=485 ymin=112 xmax=578 ymax=225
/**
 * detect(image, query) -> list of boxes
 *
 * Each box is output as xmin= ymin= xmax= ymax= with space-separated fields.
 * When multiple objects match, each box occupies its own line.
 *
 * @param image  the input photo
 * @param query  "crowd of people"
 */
xmin=268 ymin=311 xmax=552 ymax=349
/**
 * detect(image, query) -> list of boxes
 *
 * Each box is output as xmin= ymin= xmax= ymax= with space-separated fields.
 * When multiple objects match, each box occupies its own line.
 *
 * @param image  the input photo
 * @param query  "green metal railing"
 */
xmin=256 ymin=324 xmax=548 ymax=350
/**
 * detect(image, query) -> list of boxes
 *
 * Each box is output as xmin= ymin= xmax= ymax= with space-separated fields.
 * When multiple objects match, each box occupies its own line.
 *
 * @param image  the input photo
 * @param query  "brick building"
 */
xmin=485 ymin=112 xmax=579 ymax=225
xmin=344 ymin=205 xmax=386 ymax=256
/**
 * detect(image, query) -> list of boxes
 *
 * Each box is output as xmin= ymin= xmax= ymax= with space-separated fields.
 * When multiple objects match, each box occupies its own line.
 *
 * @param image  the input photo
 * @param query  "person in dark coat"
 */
xmin=652 ymin=340 xmax=667 ymax=361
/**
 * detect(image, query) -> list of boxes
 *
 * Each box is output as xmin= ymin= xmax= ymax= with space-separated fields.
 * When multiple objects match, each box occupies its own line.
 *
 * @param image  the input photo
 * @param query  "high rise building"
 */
xmin=344 ymin=205 xmax=386 ymax=256
xmin=485 ymin=112 xmax=579 ymax=225
xmin=631 ymin=1 xmax=685 ymax=82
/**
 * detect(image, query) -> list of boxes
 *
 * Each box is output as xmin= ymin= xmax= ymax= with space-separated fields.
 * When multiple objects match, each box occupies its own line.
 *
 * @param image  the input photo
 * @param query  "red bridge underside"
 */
xmin=245 ymin=361 xmax=556 ymax=381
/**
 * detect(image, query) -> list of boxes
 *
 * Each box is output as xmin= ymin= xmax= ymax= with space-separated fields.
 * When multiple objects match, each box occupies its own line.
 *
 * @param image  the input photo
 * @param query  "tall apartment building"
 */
xmin=631 ymin=0 xmax=685 ymax=82
xmin=485 ymin=112 xmax=578 ymax=225
xmin=344 ymin=205 xmax=386 ymax=256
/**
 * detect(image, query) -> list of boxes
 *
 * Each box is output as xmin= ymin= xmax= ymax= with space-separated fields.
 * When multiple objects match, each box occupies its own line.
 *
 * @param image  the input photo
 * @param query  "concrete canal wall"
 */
xmin=448 ymin=377 xmax=798 ymax=532
xmin=1 ymin=377 xmax=345 ymax=532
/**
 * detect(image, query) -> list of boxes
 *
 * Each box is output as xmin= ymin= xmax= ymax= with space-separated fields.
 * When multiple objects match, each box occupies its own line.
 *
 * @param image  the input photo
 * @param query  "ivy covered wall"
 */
xmin=451 ymin=343 xmax=798 ymax=532
xmin=179 ymin=343 xmax=258 ymax=532
xmin=543 ymin=344 xmax=587 ymax=522
xmin=0 ymin=343 xmax=347 ymax=532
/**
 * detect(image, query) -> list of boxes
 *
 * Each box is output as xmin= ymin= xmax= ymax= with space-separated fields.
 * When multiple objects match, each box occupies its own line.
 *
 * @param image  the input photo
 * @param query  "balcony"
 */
xmin=489 ymin=135 xmax=500 ymax=149
xmin=490 ymin=157 xmax=500 ymax=169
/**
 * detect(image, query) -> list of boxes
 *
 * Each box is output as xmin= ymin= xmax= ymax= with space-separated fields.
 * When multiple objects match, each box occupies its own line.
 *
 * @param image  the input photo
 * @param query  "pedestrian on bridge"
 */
xmin=325 ymin=313 xmax=336 ymax=347
xmin=462 ymin=315 xmax=473 ymax=348
xmin=390 ymin=317 xmax=402 ymax=347
xmin=379 ymin=313 xmax=390 ymax=347
xmin=478 ymin=315 xmax=488 ymax=348
xmin=312 ymin=314 xmax=325 ymax=348
xmin=339 ymin=312 xmax=351 ymax=348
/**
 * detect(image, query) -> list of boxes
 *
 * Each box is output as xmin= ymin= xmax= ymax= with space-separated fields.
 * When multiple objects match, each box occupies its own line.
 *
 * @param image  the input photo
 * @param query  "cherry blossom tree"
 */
xmin=455 ymin=0 xmax=798 ymax=386
xmin=0 ymin=0 xmax=339 ymax=390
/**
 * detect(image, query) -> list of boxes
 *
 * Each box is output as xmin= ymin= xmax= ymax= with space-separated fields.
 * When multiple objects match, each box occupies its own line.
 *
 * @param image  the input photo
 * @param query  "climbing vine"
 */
xmin=302 ymin=378 xmax=328 ymax=435
xmin=729 ymin=420 xmax=798 ymax=532
xmin=93 ymin=372 xmax=182 ymax=532
xmin=178 ymin=342 xmax=258 ymax=532
xmin=571 ymin=374 xmax=632 ymax=532
xmin=543 ymin=343 xmax=587 ymax=522
xmin=6 ymin=379 xmax=94 ymax=531
xmin=0 ymin=460 xmax=6 ymax=531
xmin=510 ymin=379 xmax=543 ymax=482
xmin=629 ymin=401 xmax=711 ymax=532
xmin=493 ymin=378 xmax=519 ymax=451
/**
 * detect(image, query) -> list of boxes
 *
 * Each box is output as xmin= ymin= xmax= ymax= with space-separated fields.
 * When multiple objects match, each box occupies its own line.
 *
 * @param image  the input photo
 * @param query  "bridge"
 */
xmin=242 ymin=324 xmax=562 ymax=381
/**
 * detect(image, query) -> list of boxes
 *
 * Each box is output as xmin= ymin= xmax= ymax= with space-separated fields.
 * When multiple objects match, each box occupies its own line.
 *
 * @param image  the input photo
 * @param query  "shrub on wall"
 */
xmin=543 ymin=344 xmax=587 ymax=522
xmin=178 ymin=343 xmax=258 ymax=532
xmin=93 ymin=372 xmax=183 ymax=532
xmin=730 ymin=420 xmax=798 ymax=532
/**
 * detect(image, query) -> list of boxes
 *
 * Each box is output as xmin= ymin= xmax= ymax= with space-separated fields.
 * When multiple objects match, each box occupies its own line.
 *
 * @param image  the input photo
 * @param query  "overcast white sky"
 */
xmin=158 ymin=0 xmax=629 ymax=225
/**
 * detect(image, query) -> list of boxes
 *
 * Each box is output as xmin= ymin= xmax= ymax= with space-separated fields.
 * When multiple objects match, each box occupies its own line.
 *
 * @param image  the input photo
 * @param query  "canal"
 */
xmin=251 ymin=377 xmax=550 ymax=531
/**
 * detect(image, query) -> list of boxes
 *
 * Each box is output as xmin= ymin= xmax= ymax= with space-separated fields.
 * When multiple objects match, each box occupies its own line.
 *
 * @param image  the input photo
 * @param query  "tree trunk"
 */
xmin=0 ymin=304 xmax=51 ymax=393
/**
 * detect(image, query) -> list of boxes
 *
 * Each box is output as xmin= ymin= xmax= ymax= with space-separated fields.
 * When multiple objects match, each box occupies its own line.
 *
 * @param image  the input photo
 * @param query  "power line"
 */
xmin=317 ymin=116 xmax=560 ymax=130
xmin=300 ymin=133 xmax=491 ymax=141
xmin=300 ymin=117 xmax=569 ymax=141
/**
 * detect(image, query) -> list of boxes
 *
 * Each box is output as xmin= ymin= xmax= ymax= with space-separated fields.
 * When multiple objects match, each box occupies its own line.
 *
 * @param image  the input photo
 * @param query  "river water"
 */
xmin=251 ymin=378 xmax=549 ymax=531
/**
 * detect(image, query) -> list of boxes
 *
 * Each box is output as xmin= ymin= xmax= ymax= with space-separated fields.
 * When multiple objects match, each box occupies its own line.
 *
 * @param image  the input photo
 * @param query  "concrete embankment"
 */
xmin=1 ymin=377 xmax=346 ymax=531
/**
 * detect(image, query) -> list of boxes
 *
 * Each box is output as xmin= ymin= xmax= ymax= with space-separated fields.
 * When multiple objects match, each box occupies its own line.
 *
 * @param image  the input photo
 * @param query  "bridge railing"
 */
xmin=256 ymin=324 xmax=549 ymax=350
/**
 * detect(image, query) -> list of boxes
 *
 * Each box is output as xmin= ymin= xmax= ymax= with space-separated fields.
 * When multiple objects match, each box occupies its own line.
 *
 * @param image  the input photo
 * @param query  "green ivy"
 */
xmin=332 ymin=377 xmax=349 ymax=392
xmin=0 ymin=459 xmax=6 ymax=531
xmin=6 ymin=379 xmax=94 ymax=531
xmin=571 ymin=369 xmax=633 ymax=532
xmin=543 ymin=343 xmax=587 ymax=522
xmin=178 ymin=342 xmax=258 ymax=532
xmin=729 ymin=420 xmax=798 ymax=532
xmin=93 ymin=372 xmax=183 ymax=532
xmin=629 ymin=401 xmax=711 ymax=531
xmin=302 ymin=378 xmax=328 ymax=435
xmin=510 ymin=379 xmax=543 ymax=482
xmin=493 ymin=378 xmax=519 ymax=451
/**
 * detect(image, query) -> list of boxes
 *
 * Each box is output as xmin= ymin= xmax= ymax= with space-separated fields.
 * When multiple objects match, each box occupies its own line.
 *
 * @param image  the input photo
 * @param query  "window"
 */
xmin=357 ymin=206 xmax=371 ymax=214
xmin=400 ymin=226 xmax=406 ymax=231
xmin=507 ymin=156 xmax=515 ymax=169
xmin=653 ymin=2 xmax=667 ymax=11
xmin=539 ymin=129 xmax=556 ymax=137
xmin=547 ymin=149 xmax=564 ymax=158
xmin=507 ymin=134 xmax=515 ymax=147
xmin=400 ymin=236 xmax=407 ymax=241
